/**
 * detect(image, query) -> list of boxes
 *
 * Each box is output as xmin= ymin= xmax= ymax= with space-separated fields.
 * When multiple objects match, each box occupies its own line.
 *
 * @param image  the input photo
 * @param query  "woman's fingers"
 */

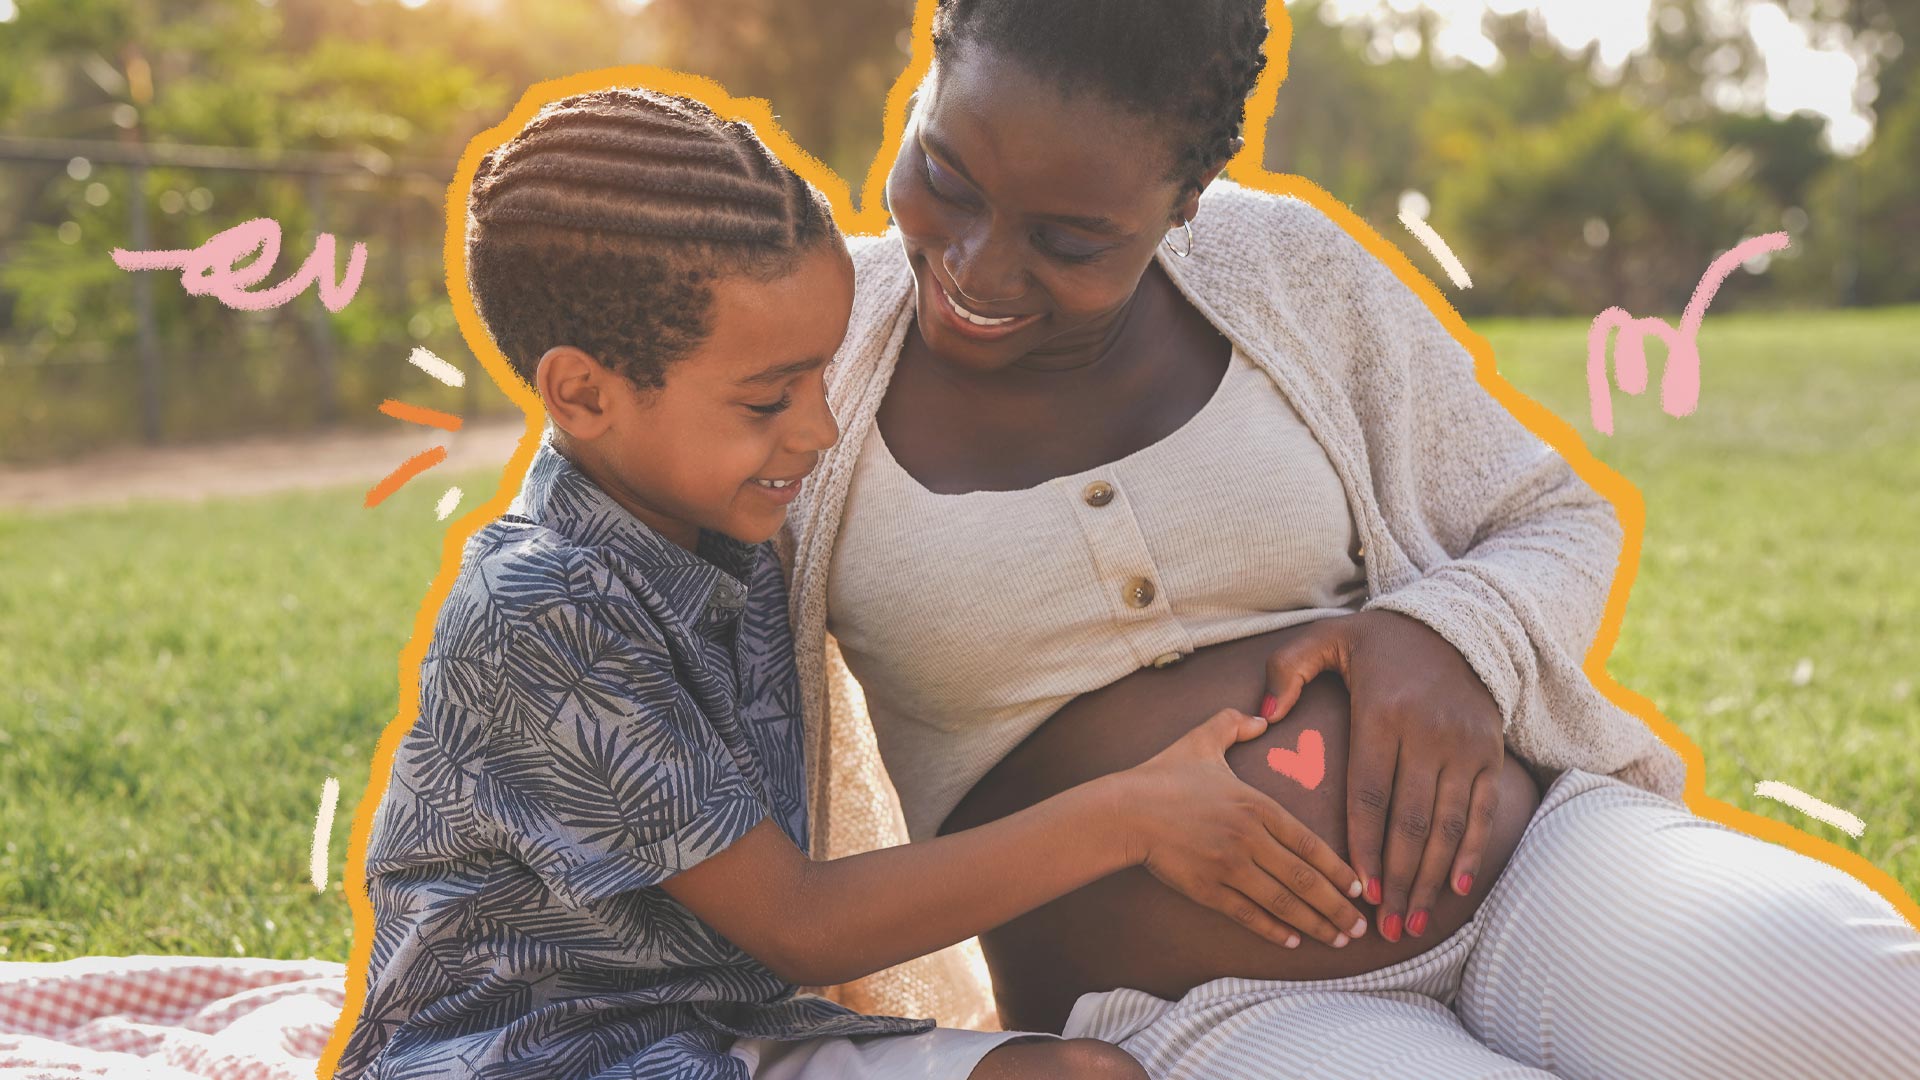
xmin=1376 ymin=762 xmax=1436 ymax=944
xmin=1450 ymin=770 xmax=1502 ymax=897
xmin=1261 ymin=623 xmax=1347 ymax=720
xmin=1344 ymin=735 xmax=1398 ymax=908
xmin=1406 ymin=767 xmax=1475 ymax=936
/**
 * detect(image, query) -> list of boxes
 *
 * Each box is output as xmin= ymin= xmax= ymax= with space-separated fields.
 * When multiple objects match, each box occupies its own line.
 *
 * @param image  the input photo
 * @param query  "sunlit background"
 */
xmin=0 ymin=0 xmax=1912 ymax=457
xmin=1 ymin=0 xmax=1914 ymax=966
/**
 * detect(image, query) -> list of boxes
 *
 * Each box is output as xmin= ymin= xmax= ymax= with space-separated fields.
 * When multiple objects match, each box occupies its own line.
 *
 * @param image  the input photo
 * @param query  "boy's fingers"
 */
xmin=1249 ymin=844 xmax=1366 ymax=946
xmin=1208 ymin=884 xmax=1303 ymax=949
xmin=1192 ymin=708 xmax=1266 ymax=751
xmin=1257 ymin=797 xmax=1363 ymax=902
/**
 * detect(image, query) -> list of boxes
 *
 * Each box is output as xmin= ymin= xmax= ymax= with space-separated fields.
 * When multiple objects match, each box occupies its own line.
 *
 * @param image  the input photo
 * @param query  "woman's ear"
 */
xmin=1176 ymin=141 xmax=1244 ymax=225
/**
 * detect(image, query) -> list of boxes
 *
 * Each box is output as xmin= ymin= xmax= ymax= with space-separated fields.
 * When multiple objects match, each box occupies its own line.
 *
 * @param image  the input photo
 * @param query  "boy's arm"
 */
xmin=471 ymin=584 xmax=1360 ymax=989
xmin=664 ymin=709 xmax=1366 ymax=989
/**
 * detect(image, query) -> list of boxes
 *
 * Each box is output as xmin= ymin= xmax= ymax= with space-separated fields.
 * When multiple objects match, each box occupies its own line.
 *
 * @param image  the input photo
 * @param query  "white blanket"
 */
xmin=0 ymin=956 xmax=344 ymax=1080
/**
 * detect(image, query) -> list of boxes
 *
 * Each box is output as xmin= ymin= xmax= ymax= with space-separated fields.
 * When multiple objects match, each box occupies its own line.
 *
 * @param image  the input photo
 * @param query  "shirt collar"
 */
xmin=508 ymin=433 xmax=760 ymax=627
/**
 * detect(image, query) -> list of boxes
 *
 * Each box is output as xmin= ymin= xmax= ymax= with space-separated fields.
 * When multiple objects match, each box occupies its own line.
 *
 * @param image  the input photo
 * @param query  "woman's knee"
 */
xmin=1466 ymin=786 xmax=1920 ymax=1076
xmin=971 ymin=1036 xmax=1146 ymax=1080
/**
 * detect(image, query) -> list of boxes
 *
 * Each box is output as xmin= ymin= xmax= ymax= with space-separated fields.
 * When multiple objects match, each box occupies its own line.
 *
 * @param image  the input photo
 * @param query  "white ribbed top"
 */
xmin=825 ymin=348 xmax=1367 ymax=840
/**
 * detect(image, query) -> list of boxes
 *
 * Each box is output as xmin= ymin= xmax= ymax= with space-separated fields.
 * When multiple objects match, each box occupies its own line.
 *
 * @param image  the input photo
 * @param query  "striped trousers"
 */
xmin=1058 ymin=769 xmax=1920 ymax=1079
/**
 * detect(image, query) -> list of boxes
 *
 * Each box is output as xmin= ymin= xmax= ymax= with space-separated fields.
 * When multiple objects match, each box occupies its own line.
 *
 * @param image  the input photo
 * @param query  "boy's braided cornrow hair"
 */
xmin=930 ymin=0 xmax=1268 ymax=208
xmin=466 ymin=87 xmax=838 ymax=391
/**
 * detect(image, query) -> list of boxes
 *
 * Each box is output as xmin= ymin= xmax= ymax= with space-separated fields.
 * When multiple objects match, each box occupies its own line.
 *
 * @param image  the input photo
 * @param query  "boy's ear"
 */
xmin=537 ymin=346 xmax=621 ymax=441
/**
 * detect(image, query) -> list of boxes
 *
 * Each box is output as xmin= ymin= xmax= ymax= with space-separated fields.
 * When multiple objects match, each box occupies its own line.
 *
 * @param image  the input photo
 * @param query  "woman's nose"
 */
xmin=944 ymin=226 xmax=1027 ymax=305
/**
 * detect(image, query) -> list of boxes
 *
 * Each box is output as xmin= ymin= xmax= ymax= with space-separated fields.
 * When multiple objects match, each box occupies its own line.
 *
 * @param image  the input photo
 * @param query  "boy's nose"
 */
xmin=796 ymin=388 xmax=839 ymax=453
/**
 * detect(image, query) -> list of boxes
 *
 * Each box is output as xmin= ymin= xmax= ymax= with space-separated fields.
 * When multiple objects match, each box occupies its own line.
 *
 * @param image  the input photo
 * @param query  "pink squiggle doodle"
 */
xmin=1587 ymin=231 xmax=1790 ymax=435
xmin=112 ymin=217 xmax=367 ymax=312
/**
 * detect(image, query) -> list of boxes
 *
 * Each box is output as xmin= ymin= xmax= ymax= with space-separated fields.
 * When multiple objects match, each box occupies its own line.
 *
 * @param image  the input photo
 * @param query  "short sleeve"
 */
xmin=473 ymin=601 xmax=769 ymax=907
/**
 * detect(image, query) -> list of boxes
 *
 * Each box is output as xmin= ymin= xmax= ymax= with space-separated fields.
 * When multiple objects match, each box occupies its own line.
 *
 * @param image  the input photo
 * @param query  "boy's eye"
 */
xmin=747 ymin=394 xmax=793 ymax=416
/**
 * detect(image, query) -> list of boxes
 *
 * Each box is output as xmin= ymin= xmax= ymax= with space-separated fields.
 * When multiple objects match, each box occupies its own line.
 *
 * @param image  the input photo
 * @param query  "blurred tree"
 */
xmin=0 ymin=0 xmax=513 ymax=459
xmin=1431 ymin=94 xmax=1772 ymax=316
xmin=1779 ymin=0 xmax=1915 ymax=121
xmin=1807 ymin=78 xmax=1920 ymax=305
xmin=1624 ymin=0 xmax=1766 ymax=124
xmin=1703 ymin=109 xmax=1832 ymax=210
xmin=1265 ymin=0 xmax=1439 ymax=220
xmin=1 ymin=0 xmax=1910 ymax=460
xmin=637 ymin=0 xmax=917 ymax=191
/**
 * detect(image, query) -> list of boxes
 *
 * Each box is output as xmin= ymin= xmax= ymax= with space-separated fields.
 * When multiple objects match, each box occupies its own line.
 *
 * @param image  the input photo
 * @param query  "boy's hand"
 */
xmin=1114 ymin=709 xmax=1368 ymax=950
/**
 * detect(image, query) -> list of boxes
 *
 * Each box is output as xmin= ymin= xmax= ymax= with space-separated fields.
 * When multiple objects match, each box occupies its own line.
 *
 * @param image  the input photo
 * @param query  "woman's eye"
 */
xmin=1035 ymin=230 xmax=1107 ymax=264
xmin=747 ymin=394 xmax=793 ymax=416
xmin=921 ymin=152 xmax=973 ymax=206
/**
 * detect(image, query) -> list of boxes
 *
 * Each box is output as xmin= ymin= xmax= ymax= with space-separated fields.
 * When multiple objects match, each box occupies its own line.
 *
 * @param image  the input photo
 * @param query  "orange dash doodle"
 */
xmin=1266 ymin=728 xmax=1327 ymax=791
xmin=377 ymin=399 xmax=465 ymax=433
xmin=363 ymin=446 xmax=448 ymax=509
xmin=318 ymin=4 xmax=1920 ymax=1074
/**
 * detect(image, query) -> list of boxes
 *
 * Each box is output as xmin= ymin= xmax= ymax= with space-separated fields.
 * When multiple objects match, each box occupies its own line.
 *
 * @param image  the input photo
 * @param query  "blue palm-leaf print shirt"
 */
xmin=335 ymin=438 xmax=932 ymax=1080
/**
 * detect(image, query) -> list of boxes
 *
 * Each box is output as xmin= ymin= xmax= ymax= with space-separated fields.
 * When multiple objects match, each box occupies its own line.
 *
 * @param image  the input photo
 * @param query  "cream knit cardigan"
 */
xmin=778 ymin=180 xmax=1688 ymax=1030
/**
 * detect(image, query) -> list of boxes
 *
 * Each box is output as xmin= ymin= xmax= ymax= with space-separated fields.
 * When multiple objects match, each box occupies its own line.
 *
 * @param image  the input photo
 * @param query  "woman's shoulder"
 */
xmin=1188 ymin=181 xmax=1418 ymax=356
xmin=1197 ymin=180 xmax=1380 ymax=282
xmin=847 ymin=230 xmax=909 ymax=283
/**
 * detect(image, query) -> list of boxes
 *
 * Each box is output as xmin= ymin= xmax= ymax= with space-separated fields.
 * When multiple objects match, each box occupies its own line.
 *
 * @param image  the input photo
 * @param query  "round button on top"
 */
xmin=1151 ymin=651 xmax=1185 ymax=668
xmin=1124 ymin=577 xmax=1156 ymax=608
xmin=1083 ymin=481 xmax=1115 ymax=507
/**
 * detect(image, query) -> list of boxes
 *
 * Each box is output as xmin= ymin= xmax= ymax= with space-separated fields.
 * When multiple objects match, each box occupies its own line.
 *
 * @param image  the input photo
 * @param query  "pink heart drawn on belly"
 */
xmin=1266 ymin=728 xmax=1326 ymax=791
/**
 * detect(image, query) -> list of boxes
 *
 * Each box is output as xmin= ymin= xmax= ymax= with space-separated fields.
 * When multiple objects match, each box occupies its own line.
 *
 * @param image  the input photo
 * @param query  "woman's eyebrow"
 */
xmin=737 ymin=355 xmax=827 ymax=387
xmin=920 ymin=130 xmax=1125 ymax=237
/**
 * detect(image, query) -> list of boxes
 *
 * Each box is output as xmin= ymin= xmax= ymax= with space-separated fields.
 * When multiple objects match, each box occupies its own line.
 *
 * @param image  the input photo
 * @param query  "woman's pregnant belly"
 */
xmin=938 ymin=622 xmax=1543 ymax=1034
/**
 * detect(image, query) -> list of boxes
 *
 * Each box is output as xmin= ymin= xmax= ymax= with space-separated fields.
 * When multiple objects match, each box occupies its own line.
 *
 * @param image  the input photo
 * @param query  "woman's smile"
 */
xmin=924 ymin=260 xmax=1045 ymax=340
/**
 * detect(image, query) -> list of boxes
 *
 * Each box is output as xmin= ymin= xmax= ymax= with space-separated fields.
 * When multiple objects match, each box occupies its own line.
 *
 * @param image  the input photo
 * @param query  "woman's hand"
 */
xmin=1113 ymin=708 xmax=1368 ymax=950
xmin=1260 ymin=611 xmax=1505 ymax=944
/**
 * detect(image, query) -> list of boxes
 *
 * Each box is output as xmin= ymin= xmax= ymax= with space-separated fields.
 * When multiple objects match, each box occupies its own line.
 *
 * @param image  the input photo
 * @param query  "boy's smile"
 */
xmin=535 ymin=242 xmax=854 ymax=550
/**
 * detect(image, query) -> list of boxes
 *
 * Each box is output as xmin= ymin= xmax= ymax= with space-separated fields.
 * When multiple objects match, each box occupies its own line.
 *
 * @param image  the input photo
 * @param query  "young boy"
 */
xmin=330 ymin=88 xmax=1364 ymax=1080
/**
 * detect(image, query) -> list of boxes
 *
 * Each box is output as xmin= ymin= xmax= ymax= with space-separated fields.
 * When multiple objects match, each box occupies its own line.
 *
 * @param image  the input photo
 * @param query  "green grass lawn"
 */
xmin=2 ymin=307 xmax=1917 ymax=963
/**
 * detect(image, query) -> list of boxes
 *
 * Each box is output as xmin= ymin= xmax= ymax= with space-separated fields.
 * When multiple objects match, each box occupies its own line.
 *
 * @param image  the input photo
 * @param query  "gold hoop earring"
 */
xmin=1163 ymin=219 xmax=1195 ymax=258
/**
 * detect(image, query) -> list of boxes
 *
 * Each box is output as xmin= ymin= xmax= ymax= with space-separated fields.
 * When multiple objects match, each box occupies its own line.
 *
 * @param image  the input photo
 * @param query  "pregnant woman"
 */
xmin=782 ymin=2 xmax=1920 ymax=1076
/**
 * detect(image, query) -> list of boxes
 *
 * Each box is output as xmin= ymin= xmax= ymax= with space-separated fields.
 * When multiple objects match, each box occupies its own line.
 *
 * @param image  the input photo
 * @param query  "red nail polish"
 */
xmin=1381 ymin=912 xmax=1403 ymax=942
xmin=1260 ymin=694 xmax=1277 ymax=720
xmin=1455 ymin=872 xmax=1474 ymax=895
xmin=1365 ymin=876 xmax=1383 ymax=905
xmin=1407 ymin=909 xmax=1429 ymax=937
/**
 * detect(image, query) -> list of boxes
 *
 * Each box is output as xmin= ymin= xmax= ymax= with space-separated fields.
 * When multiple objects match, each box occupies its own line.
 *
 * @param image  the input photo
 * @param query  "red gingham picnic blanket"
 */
xmin=0 ymin=957 xmax=346 ymax=1080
